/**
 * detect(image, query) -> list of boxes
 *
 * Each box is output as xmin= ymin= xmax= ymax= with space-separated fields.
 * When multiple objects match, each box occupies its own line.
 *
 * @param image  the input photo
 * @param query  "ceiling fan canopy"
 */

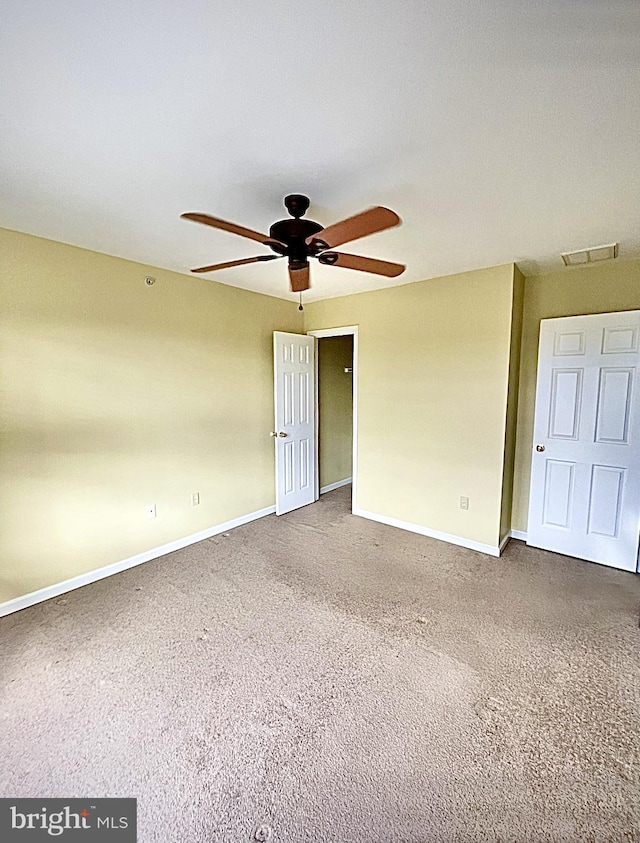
xmin=181 ymin=194 xmax=405 ymax=293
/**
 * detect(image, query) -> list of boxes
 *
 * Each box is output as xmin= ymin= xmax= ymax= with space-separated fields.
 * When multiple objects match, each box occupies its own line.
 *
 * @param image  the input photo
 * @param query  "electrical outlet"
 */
xmin=146 ymin=504 xmax=156 ymax=519
xmin=460 ymin=496 xmax=469 ymax=511
xmin=191 ymin=492 xmax=200 ymax=506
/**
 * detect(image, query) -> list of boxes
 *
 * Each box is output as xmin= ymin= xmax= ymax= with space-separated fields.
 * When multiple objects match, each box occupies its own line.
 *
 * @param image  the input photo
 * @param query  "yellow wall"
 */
xmin=511 ymin=259 xmax=640 ymax=532
xmin=318 ymin=336 xmax=353 ymax=488
xmin=13 ymin=222 xmax=627 ymax=604
xmin=0 ymin=228 xmax=302 ymax=602
xmin=305 ymin=264 xmax=519 ymax=549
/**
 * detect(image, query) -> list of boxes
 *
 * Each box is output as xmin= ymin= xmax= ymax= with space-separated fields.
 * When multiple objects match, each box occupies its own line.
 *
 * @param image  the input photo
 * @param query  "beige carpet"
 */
xmin=1 ymin=486 xmax=639 ymax=842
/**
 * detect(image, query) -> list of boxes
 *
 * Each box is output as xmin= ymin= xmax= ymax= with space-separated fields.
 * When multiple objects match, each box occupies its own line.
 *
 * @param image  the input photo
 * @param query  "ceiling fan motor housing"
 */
xmin=269 ymin=195 xmax=326 ymax=265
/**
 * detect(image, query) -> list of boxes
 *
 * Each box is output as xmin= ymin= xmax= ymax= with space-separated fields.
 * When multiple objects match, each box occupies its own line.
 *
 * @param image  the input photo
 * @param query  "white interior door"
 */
xmin=273 ymin=331 xmax=316 ymax=515
xmin=527 ymin=310 xmax=640 ymax=572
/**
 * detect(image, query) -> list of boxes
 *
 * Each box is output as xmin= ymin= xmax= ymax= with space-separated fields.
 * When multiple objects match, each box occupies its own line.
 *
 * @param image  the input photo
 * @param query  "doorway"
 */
xmin=308 ymin=327 xmax=358 ymax=511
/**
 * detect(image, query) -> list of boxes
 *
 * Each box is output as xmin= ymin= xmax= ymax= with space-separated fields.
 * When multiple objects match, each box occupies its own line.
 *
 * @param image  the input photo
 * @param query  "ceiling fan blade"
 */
xmin=318 ymin=251 xmax=405 ymax=277
xmin=181 ymin=212 xmax=281 ymax=246
xmin=288 ymin=264 xmax=310 ymax=292
xmin=307 ymin=206 xmax=400 ymax=250
xmin=191 ymin=255 xmax=282 ymax=274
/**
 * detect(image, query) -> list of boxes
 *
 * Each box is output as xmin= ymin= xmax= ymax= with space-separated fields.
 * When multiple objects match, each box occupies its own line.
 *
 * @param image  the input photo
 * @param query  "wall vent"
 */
xmin=561 ymin=242 xmax=618 ymax=266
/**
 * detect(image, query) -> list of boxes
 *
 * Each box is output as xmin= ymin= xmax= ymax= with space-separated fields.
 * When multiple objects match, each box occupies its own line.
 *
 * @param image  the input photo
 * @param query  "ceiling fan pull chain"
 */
xmin=298 ymin=292 xmax=304 ymax=311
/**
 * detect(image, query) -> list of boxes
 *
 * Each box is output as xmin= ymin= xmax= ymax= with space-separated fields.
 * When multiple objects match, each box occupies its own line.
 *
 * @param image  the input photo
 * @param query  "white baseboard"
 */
xmin=499 ymin=533 xmax=511 ymax=553
xmin=320 ymin=477 xmax=352 ymax=494
xmin=0 ymin=504 xmax=276 ymax=619
xmin=510 ymin=529 xmax=528 ymax=541
xmin=353 ymin=508 xmax=502 ymax=557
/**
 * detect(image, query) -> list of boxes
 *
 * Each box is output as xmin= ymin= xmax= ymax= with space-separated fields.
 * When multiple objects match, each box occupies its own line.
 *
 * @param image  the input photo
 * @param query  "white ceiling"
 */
xmin=2 ymin=1 xmax=639 ymax=302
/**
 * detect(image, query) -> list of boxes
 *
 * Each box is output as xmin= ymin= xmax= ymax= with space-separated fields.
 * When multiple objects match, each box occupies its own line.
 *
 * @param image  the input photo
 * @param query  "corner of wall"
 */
xmin=499 ymin=265 xmax=526 ymax=541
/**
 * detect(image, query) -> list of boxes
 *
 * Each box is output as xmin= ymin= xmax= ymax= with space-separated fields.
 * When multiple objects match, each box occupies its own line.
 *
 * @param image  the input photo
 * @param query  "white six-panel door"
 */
xmin=273 ymin=332 xmax=316 ymax=515
xmin=527 ymin=311 xmax=640 ymax=572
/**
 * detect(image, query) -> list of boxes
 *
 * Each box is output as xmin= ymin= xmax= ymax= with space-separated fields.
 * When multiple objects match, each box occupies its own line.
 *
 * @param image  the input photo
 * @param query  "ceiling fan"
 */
xmin=181 ymin=194 xmax=405 ymax=293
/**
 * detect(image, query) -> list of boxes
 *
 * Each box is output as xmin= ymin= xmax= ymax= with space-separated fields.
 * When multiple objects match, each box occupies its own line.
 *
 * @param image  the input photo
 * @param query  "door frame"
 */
xmin=307 ymin=326 xmax=359 ymax=510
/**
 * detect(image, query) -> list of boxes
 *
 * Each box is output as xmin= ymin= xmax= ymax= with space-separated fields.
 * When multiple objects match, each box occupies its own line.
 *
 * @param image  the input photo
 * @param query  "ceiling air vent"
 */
xmin=561 ymin=242 xmax=619 ymax=266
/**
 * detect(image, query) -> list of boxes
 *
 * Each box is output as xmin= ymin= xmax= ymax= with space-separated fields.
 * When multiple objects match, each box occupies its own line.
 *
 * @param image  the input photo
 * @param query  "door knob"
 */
xmin=270 ymin=431 xmax=288 ymax=438
xmin=536 ymin=444 xmax=545 ymax=452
